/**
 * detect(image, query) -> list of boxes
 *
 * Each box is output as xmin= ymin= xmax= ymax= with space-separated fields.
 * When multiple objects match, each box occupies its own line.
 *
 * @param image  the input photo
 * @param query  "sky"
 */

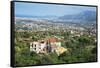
xmin=15 ymin=2 xmax=96 ymax=17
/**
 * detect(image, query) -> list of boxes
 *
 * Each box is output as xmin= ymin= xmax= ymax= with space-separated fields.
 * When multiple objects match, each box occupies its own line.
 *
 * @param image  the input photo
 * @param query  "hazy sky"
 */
xmin=15 ymin=2 xmax=96 ymax=17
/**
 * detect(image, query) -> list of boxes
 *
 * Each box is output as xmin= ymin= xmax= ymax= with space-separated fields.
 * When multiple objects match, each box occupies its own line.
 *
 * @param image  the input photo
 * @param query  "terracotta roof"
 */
xmin=47 ymin=37 xmax=58 ymax=43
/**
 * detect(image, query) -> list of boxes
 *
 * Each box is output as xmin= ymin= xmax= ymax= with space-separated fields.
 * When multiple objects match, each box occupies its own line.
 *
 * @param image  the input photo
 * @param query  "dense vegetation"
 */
xmin=14 ymin=31 xmax=97 ymax=66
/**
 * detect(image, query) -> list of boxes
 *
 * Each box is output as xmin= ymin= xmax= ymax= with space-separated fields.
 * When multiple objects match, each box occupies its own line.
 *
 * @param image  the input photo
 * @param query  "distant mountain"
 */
xmin=59 ymin=10 xmax=96 ymax=22
xmin=16 ymin=14 xmax=58 ymax=19
xmin=16 ymin=15 xmax=34 ymax=18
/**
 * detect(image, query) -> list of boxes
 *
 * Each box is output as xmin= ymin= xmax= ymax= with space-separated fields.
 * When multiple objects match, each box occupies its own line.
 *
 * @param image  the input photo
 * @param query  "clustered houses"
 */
xmin=30 ymin=37 xmax=67 ymax=56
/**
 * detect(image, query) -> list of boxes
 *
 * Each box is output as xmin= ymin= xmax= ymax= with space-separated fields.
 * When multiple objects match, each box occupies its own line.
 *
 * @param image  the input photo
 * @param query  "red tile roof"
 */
xmin=47 ymin=37 xmax=58 ymax=43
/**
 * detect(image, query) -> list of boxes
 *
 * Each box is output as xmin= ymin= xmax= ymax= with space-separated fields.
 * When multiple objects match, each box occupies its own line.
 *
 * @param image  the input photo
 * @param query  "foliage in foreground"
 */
xmin=14 ymin=31 xmax=97 ymax=66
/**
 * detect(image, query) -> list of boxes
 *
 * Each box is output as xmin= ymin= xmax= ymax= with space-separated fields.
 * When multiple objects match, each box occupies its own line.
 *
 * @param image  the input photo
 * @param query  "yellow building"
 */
xmin=55 ymin=47 xmax=67 ymax=56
